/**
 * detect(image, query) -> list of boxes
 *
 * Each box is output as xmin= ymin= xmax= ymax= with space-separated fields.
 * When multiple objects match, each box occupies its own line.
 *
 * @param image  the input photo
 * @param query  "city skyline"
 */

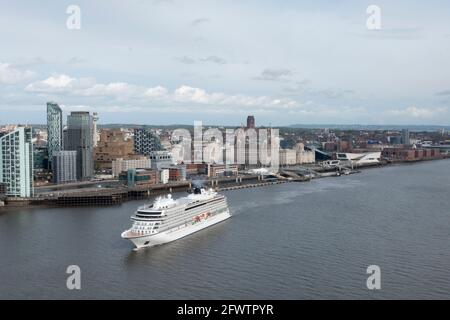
xmin=1 ymin=0 xmax=450 ymax=126
xmin=3 ymin=1 xmax=450 ymax=304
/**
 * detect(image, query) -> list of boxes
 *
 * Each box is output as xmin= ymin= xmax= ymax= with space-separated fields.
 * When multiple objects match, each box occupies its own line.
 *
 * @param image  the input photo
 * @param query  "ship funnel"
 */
xmin=193 ymin=187 xmax=201 ymax=194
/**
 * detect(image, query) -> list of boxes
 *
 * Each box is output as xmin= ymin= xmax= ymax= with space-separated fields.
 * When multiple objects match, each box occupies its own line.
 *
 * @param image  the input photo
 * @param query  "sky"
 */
xmin=1 ymin=0 xmax=450 ymax=126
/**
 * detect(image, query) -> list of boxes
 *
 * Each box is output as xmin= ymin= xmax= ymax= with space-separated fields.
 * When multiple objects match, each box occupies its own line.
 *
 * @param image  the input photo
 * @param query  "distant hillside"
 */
xmin=26 ymin=123 xmax=450 ymax=132
xmin=289 ymin=124 xmax=450 ymax=131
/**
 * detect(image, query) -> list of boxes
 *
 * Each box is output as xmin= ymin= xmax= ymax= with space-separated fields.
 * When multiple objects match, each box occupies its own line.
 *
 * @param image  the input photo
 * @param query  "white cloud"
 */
xmin=82 ymin=82 xmax=140 ymax=97
xmin=25 ymin=74 xmax=94 ymax=93
xmin=40 ymin=74 xmax=73 ymax=88
xmin=26 ymin=75 xmax=162 ymax=101
xmin=145 ymin=86 xmax=168 ymax=98
xmin=23 ymin=74 xmax=299 ymax=112
xmin=59 ymin=104 xmax=92 ymax=111
xmin=28 ymin=74 xmax=447 ymax=123
xmin=174 ymin=85 xmax=210 ymax=103
xmin=173 ymin=85 xmax=298 ymax=110
xmin=0 ymin=63 xmax=35 ymax=84
xmin=2 ymin=1 xmax=450 ymax=125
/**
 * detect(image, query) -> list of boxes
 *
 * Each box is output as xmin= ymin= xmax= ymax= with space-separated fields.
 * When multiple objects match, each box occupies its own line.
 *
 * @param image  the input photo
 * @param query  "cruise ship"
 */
xmin=121 ymin=188 xmax=231 ymax=250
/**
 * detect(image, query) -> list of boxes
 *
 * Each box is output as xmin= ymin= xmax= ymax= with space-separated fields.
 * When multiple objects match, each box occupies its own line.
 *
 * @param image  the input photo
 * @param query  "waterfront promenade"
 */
xmin=1 ymin=157 xmax=448 ymax=209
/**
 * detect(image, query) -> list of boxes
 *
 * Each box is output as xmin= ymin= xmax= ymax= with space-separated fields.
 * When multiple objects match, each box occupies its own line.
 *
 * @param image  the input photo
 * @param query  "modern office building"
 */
xmin=335 ymin=152 xmax=380 ymax=165
xmin=246 ymin=115 xmax=255 ymax=129
xmin=119 ymin=168 xmax=158 ymax=187
xmin=66 ymin=112 xmax=94 ymax=180
xmin=388 ymin=135 xmax=402 ymax=145
xmin=133 ymin=128 xmax=162 ymax=156
xmin=33 ymin=145 xmax=49 ymax=170
xmin=52 ymin=151 xmax=77 ymax=184
xmin=401 ymin=129 xmax=410 ymax=146
xmin=62 ymin=126 xmax=68 ymax=150
xmin=47 ymin=102 xmax=63 ymax=168
xmin=0 ymin=127 xmax=34 ymax=197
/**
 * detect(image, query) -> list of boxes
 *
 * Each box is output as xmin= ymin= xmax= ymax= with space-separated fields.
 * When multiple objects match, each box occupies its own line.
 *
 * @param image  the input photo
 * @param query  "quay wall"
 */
xmin=1 ymin=158 xmax=449 ymax=210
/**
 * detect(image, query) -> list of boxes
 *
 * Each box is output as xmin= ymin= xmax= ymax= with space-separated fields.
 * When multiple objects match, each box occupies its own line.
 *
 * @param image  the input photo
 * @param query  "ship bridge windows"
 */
xmin=135 ymin=210 xmax=164 ymax=220
xmin=137 ymin=210 xmax=162 ymax=215
xmin=136 ymin=213 xmax=163 ymax=218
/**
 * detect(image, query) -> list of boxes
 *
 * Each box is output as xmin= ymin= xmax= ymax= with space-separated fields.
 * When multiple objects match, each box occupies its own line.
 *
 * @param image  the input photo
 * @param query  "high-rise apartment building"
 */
xmin=133 ymin=128 xmax=162 ymax=156
xmin=0 ymin=127 xmax=34 ymax=197
xmin=66 ymin=112 xmax=94 ymax=180
xmin=46 ymin=102 xmax=63 ymax=168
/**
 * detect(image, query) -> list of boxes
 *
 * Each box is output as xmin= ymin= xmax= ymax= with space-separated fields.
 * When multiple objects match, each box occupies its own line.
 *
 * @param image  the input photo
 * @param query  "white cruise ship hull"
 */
xmin=122 ymin=210 xmax=231 ymax=250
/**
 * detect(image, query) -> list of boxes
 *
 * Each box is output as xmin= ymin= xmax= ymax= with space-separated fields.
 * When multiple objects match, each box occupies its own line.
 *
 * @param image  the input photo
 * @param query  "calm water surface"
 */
xmin=1 ymin=160 xmax=450 ymax=299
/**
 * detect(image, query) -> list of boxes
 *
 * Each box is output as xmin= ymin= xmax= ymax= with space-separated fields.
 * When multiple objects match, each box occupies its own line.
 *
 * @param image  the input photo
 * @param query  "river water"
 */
xmin=1 ymin=160 xmax=450 ymax=299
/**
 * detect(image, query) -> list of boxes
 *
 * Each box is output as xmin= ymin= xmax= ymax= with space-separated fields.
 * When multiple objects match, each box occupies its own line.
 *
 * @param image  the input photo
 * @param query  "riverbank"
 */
xmin=1 ymin=157 xmax=449 ymax=210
